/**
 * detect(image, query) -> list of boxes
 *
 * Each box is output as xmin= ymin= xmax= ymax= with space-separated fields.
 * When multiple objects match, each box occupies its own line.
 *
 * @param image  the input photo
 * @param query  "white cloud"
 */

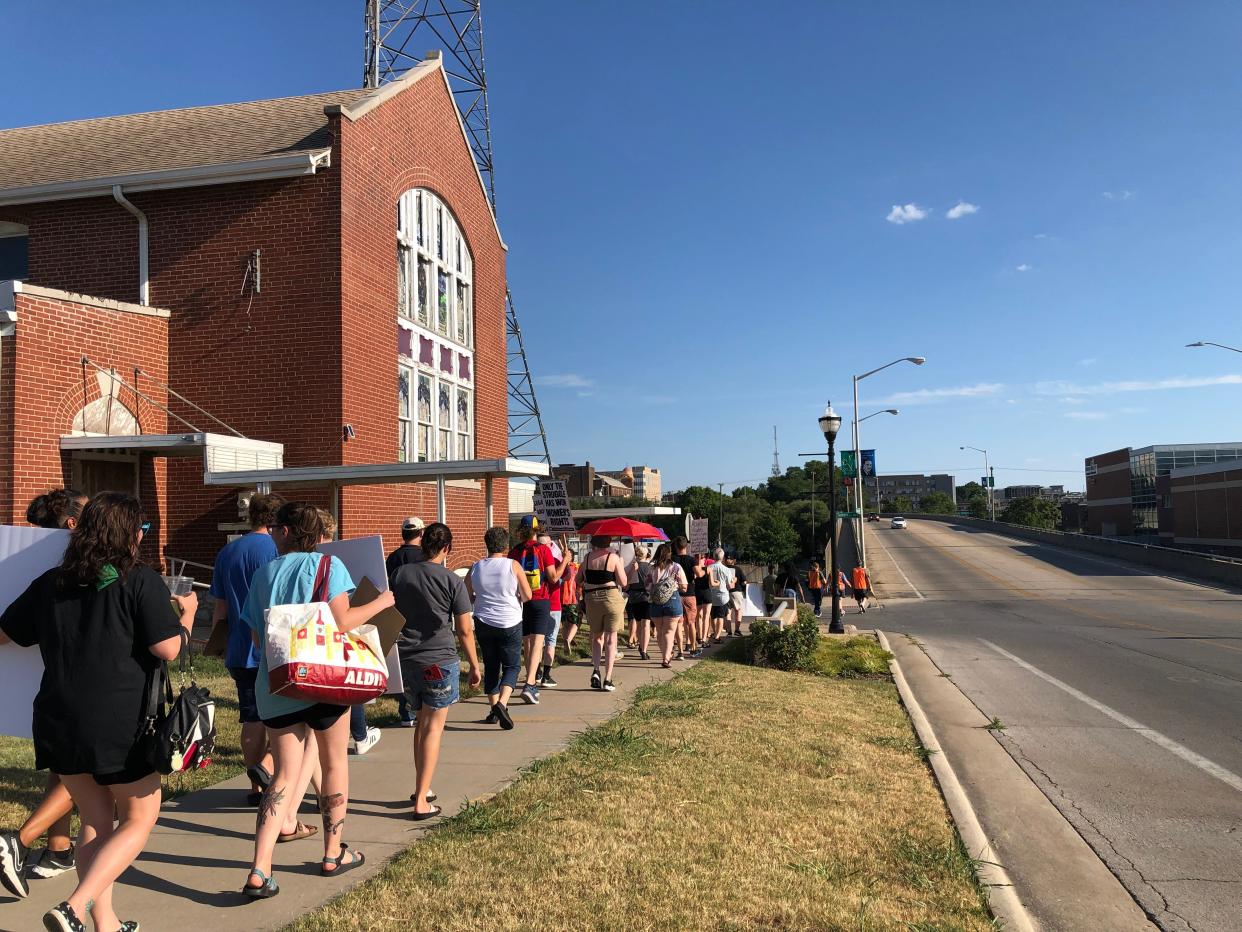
xmin=1034 ymin=233 xmax=1049 ymax=239
xmin=874 ymin=382 xmax=1004 ymax=406
xmin=1064 ymin=411 xmax=1108 ymax=420
xmin=887 ymin=203 xmax=929 ymax=225
xmin=1078 ymin=357 xmax=1098 ymax=367
xmin=946 ymin=201 xmax=979 ymax=220
xmin=1060 ymin=397 xmax=1086 ymax=405
xmin=1102 ymin=190 xmax=1134 ymax=200
xmin=1035 ymin=374 xmax=1242 ymax=396
xmin=537 ymin=373 xmax=594 ymax=389
xmin=1016 ymin=263 xmax=1032 ymax=272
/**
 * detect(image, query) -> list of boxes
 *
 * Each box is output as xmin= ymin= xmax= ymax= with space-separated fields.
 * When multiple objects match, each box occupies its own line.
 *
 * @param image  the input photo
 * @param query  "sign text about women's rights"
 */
xmin=533 ymin=479 xmax=575 ymax=533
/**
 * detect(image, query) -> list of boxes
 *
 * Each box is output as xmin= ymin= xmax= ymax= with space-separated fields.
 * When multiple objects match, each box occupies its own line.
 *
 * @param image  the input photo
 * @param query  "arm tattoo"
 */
xmin=318 ymin=792 xmax=346 ymax=837
xmin=258 ymin=785 xmax=285 ymax=827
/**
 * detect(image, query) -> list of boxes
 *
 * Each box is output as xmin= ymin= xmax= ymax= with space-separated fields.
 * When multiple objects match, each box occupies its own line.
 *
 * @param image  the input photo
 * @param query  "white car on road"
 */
xmin=890 ymin=516 xmax=908 ymax=529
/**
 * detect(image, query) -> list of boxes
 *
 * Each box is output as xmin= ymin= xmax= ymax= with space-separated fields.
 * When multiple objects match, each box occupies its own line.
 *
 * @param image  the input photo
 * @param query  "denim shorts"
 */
xmin=650 ymin=595 xmax=683 ymax=619
xmin=546 ymin=610 xmax=562 ymax=651
xmin=402 ymin=657 xmax=461 ymax=712
xmin=522 ymin=599 xmax=553 ymax=637
xmin=227 ymin=666 xmax=261 ymax=724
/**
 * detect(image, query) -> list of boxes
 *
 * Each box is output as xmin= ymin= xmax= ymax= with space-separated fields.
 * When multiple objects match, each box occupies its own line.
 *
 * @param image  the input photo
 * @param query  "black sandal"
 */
xmin=321 ymin=843 xmax=365 ymax=877
xmin=408 ymin=791 xmax=438 ymax=804
xmin=243 ymin=867 xmax=279 ymax=899
xmin=411 ymin=805 xmax=442 ymax=821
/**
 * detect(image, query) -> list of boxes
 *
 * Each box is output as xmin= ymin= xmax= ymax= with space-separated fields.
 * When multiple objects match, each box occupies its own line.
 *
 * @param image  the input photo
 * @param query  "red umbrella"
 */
xmin=577 ymin=517 xmax=668 ymax=540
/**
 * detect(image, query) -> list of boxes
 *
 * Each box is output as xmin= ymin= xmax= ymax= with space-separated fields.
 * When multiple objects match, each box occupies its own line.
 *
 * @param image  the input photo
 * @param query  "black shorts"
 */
xmin=627 ymin=599 xmax=650 ymax=621
xmin=94 ymin=765 xmax=158 ymax=787
xmin=522 ymin=599 xmax=553 ymax=637
xmin=710 ymin=603 xmax=730 ymax=619
xmin=228 ymin=666 xmax=261 ymax=724
xmin=263 ymin=702 xmax=348 ymax=732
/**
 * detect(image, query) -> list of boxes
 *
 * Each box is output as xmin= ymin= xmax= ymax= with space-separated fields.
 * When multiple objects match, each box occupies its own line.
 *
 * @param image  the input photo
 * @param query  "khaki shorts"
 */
xmin=585 ymin=587 xmax=626 ymax=635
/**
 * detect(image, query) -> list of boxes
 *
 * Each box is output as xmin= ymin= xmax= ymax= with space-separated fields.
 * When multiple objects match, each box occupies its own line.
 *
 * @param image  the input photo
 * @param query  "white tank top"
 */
xmin=470 ymin=557 xmax=522 ymax=628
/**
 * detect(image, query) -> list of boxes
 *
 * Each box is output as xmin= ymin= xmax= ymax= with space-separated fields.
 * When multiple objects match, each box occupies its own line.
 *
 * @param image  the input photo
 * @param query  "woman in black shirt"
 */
xmin=0 ymin=492 xmax=194 ymax=932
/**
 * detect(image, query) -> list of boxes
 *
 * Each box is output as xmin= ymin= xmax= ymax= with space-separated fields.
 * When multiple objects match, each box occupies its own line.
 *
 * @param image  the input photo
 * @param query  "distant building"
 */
xmin=1000 ymin=484 xmax=1077 ymax=503
xmin=599 ymin=465 xmax=661 ymax=503
xmin=873 ymin=473 xmax=955 ymax=508
xmin=555 ymin=461 xmax=643 ymax=499
xmin=1157 ymin=460 xmax=1242 ymax=553
xmin=1085 ymin=443 xmax=1242 ymax=538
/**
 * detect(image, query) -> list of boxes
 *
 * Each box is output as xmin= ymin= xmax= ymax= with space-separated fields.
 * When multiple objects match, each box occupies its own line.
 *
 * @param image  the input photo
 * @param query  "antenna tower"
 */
xmin=772 ymin=426 xmax=781 ymax=477
xmin=364 ymin=1 xmax=551 ymax=467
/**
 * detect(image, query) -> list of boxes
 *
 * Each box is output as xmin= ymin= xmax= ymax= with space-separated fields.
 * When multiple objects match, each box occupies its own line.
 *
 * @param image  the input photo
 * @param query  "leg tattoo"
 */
xmin=319 ymin=793 xmax=345 ymax=837
xmin=258 ymin=785 xmax=285 ymax=827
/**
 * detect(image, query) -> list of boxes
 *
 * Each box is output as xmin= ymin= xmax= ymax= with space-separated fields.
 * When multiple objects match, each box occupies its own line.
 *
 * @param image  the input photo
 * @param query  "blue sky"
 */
xmin=5 ymin=2 xmax=1242 ymax=493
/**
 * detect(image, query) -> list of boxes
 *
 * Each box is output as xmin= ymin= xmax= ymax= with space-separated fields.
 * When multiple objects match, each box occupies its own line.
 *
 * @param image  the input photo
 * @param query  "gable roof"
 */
xmin=0 ymin=55 xmax=501 ymax=244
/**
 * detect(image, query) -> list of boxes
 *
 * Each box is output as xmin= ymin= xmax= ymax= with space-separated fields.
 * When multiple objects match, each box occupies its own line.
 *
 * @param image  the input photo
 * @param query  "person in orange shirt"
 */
xmin=806 ymin=561 xmax=824 ymax=616
xmin=851 ymin=564 xmax=871 ymax=613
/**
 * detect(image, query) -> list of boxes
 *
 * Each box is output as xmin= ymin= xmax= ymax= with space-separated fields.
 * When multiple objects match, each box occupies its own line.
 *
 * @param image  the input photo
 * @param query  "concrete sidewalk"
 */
xmin=0 ymin=647 xmax=705 ymax=932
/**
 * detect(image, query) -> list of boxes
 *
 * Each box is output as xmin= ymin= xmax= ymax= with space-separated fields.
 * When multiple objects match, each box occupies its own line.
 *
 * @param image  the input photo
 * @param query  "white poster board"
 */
xmin=533 ymin=479 xmax=575 ymax=533
xmin=689 ymin=517 xmax=710 ymax=555
xmin=316 ymin=536 xmax=404 ymax=696
xmin=0 ymin=526 xmax=70 ymax=739
xmin=743 ymin=582 xmax=767 ymax=618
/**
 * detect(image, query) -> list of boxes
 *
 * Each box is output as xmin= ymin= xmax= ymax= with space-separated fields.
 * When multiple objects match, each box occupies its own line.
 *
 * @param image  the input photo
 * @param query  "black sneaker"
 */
xmin=42 ymin=902 xmax=86 ymax=932
xmin=483 ymin=708 xmax=498 ymax=725
xmin=603 ymin=679 xmax=616 ymax=692
xmin=494 ymin=703 xmax=514 ymax=730
xmin=540 ymin=669 xmax=559 ymax=688
xmin=0 ymin=830 xmax=29 ymax=898
xmin=590 ymin=669 xmax=602 ymax=690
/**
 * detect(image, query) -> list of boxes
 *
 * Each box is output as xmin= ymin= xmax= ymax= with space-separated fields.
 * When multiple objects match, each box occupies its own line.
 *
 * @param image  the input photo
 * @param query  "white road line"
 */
xmin=980 ymin=638 xmax=1242 ymax=794
xmin=871 ymin=530 xmax=925 ymax=600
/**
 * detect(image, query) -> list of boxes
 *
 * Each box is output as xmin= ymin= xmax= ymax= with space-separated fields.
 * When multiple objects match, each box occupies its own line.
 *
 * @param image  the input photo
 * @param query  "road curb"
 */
xmin=877 ymin=630 xmax=1037 ymax=932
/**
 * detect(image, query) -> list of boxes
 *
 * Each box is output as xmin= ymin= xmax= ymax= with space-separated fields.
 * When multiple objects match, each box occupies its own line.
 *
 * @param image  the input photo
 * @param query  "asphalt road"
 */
xmin=873 ymin=518 xmax=1242 ymax=932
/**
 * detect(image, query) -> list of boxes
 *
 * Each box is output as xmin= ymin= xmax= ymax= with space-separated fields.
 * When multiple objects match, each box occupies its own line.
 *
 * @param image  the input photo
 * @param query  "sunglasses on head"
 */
xmin=140 ymin=522 xmax=151 ymax=533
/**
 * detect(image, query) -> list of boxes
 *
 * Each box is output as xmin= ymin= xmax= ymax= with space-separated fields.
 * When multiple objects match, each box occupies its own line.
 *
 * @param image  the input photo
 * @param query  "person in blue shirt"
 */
xmin=210 ymin=492 xmax=283 ymax=805
xmin=240 ymin=502 xmax=394 ymax=899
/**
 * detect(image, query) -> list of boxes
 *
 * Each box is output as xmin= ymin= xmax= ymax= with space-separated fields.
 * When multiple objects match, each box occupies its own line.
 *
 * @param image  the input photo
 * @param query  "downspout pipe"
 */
xmin=111 ymin=185 xmax=149 ymax=306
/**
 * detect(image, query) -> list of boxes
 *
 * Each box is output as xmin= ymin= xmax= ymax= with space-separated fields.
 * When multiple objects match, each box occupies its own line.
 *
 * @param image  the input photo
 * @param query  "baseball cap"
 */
xmin=520 ymin=514 xmax=540 ymax=529
xmin=402 ymin=516 xmax=425 ymax=531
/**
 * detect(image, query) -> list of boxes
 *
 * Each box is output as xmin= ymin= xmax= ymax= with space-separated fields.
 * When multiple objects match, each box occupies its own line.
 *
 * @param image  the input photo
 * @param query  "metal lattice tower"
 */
xmin=364 ymin=0 xmax=551 ymax=467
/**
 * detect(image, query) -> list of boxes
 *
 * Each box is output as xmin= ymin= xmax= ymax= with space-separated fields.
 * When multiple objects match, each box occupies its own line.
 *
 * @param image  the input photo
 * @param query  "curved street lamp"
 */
xmin=854 ymin=358 xmax=924 ymax=566
xmin=961 ymin=445 xmax=994 ymax=520
xmin=1186 ymin=341 xmax=1242 ymax=354
xmin=819 ymin=403 xmax=844 ymax=634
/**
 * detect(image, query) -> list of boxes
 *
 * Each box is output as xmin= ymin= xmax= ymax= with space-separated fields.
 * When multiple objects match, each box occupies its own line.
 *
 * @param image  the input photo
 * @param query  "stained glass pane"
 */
xmin=398 ymin=328 xmax=413 ymax=358
xmin=418 ymin=374 xmax=432 ymax=424
xmin=416 ymin=192 xmax=424 ymax=247
xmin=456 ymin=281 xmax=467 ymax=342
xmin=457 ymin=387 xmax=469 ymax=433
xmin=456 ymin=234 xmax=463 ymax=273
xmin=439 ymin=346 xmax=453 ymax=373
xmin=436 ymin=206 xmax=443 ymax=260
xmin=397 ymin=245 xmax=410 ymax=318
xmin=419 ymin=336 xmax=435 ymax=366
xmin=399 ymin=422 xmax=410 ymax=463
xmin=418 ymin=425 xmax=430 ymax=463
xmin=417 ymin=259 xmax=429 ymax=325
xmin=438 ymin=382 xmax=451 ymax=460
xmin=458 ymin=353 xmax=471 ymax=382
xmin=457 ymin=433 xmax=469 ymax=460
xmin=437 ymin=271 xmax=449 ymax=334
xmin=398 ymin=369 xmax=411 ymax=419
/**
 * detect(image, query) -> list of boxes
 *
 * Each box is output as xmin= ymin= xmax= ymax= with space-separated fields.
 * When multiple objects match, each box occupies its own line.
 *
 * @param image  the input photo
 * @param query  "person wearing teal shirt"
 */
xmin=239 ymin=502 xmax=394 ymax=899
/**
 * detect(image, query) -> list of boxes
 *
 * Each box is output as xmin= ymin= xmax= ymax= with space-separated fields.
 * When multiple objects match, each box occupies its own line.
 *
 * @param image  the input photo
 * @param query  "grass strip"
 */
xmin=286 ymin=656 xmax=996 ymax=932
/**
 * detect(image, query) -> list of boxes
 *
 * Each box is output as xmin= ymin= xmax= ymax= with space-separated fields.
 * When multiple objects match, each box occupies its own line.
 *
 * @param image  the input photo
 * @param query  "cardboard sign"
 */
xmin=689 ymin=517 xmax=710 ymax=555
xmin=533 ymin=479 xmax=575 ymax=533
xmin=0 ymin=526 xmax=70 ymax=739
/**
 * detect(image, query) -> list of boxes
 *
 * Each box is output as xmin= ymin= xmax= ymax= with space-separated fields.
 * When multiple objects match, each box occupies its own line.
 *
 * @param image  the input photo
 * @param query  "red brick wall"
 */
xmin=3 ymin=290 xmax=169 ymax=564
xmin=333 ymin=68 xmax=508 ymax=567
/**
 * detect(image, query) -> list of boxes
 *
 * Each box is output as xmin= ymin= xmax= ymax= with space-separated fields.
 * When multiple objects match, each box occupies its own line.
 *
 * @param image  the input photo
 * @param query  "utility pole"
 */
xmin=717 ymin=482 xmax=724 ymax=550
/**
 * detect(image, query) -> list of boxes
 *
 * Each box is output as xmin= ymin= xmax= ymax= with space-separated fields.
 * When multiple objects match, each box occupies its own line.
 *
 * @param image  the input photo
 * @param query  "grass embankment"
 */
xmin=287 ymin=654 xmax=995 ymax=932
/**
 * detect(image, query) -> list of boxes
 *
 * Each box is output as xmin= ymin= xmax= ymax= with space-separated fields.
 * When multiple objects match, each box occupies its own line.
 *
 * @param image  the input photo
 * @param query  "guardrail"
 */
xmin=906 ymin=514 xmax=1242 ymax=588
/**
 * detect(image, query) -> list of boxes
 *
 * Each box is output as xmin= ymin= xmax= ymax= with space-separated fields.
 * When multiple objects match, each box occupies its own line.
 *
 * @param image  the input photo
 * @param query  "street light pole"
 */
xmin=961 ymin=445 xmax=994 ymax=520
xmin=819 ymin=402 xmax=844 ymax=634
xmin=1186 ymin=341 xmax=1242 ymax=354
xmin=853 ymin=357 xmax=925 ymax=569
xmin=717 ymin=482 xmax=724 ymax=550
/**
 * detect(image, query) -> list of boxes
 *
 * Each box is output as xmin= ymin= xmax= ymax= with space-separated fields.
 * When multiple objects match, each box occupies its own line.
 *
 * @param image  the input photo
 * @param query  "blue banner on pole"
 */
xmin=860 ymin=450 xmax=876 ymax=478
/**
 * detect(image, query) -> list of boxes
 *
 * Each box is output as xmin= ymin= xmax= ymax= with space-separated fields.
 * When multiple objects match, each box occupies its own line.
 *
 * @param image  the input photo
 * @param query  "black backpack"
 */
xmin=139 ymin=634 xmax=217 ymax=774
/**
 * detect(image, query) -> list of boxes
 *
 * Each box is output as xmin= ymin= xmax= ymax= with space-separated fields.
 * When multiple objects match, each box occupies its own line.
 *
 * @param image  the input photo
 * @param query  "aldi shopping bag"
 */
xmin=265 ymin=555 xmax=389 ymax=704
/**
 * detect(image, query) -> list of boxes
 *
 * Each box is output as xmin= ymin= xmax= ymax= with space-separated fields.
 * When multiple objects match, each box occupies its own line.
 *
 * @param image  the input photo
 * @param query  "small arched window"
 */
xmin=395 ymin=190 xmax=474 ymax=463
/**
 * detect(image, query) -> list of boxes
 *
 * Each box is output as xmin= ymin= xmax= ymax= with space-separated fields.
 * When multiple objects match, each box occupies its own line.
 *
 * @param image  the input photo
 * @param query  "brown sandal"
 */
xmin=277 ymin=821 xmax=318 ymax=843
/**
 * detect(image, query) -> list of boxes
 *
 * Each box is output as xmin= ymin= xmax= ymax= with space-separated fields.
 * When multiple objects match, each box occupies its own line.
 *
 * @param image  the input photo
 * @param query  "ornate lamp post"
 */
xmin=819 ymin=402 xmax=845 ymax=634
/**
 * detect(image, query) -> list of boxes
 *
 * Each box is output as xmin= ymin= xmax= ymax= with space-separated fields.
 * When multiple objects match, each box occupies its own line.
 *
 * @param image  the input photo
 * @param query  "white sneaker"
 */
xmin=350 ymin=727 xmax=382 ymax=755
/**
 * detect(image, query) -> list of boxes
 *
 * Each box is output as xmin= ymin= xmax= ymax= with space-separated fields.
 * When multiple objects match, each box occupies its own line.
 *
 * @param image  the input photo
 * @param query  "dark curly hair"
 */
xmin=275 ymin=502 xmax=324 ymax=554
xmin=26 ymin=488 xmax=87 ymax=530
xmin=58 ymin=492 xmax=145 ymax=586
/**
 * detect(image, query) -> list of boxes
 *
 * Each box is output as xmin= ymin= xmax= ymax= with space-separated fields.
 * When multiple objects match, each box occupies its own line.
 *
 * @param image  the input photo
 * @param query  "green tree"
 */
xmin=919 ymin=491 xmax=956 ymax=515
xmin=750 ymin=506 xmax=799 ymax=565
xmin=1000 ymin=496 xmax=1060 ymax=530
xmin=890 ymin=495 xmax=914 ymax=515
xmin=967 ymin=498 xmax=990 ymax=519
xmin=784 ymin=498 xmax=830 ymax=557
xmin=722 ymin=491 xmax=770 ymax=557
xmin=676 ymin=485 xmax=724 ymax=545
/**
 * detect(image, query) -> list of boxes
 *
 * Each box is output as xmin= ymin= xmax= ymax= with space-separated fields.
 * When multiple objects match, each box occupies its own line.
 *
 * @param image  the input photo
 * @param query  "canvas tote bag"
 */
xmin=265 ymin=555 xmax=389 ymax=704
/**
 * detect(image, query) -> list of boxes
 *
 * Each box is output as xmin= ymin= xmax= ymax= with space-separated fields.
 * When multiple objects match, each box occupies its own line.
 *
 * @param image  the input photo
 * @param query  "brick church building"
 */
xmin=0 ymin=55 xmax=542 ymax=570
